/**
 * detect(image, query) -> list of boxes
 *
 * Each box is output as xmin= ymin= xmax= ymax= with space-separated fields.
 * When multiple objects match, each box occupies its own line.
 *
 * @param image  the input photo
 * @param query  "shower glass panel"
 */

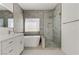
xmin=45 ymin=4 xmax=61 ymax=48
xmin=44 ymin=11 xmax=55 ymax=48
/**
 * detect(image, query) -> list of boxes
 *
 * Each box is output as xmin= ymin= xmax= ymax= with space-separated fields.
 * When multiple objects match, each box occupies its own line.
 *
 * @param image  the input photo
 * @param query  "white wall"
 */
xmin=62 ymin=3 xmax=79 ymax=23
xmin=0 ymin=42 xmax=1 ymax=55
xmin=62 ymin=3 xmax=79 ymax=54
xmin=62 ymin=21 xmax=79 ymax=54
xmin=14 ymin=4 xmax=23 ymax=32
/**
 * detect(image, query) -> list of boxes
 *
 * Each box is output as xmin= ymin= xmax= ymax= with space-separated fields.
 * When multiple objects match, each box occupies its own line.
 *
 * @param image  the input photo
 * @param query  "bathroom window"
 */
xmin=0 ymin=18 xmax=4 ymax=27
xmin=8 ymin=18 xmax=14 ymax=28
xmin=25 ymin=18 xmax=40 ymax=32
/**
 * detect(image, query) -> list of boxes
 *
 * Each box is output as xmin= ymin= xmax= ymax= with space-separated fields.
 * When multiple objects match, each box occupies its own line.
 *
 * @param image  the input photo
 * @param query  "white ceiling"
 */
xmin=0 ymin=5 xmax=7 ymax=10
xmin=0 ymin=3 xmax=13 ymax=13
xmin=18 ymin=3 xmax=57 ymax=10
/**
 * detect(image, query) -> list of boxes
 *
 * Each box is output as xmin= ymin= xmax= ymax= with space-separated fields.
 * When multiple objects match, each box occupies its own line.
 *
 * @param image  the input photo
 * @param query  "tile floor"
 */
xmin=21 ymin=40 xmax=65 ymax=55
xmin=45 ymin=40 xmax=58 ymax=48
xmin=21 ymin=47 xmax=65 ymax=55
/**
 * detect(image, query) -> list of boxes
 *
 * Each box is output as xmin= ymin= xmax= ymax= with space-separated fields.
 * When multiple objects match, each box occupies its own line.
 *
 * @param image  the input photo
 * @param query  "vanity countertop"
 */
xmin=0 ymin=33 xmax=23 ymax=42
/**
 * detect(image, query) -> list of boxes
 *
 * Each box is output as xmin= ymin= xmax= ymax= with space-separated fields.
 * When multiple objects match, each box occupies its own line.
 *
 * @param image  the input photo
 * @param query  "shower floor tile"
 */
xmin=45 ymin=40 xmax=58 ymax=48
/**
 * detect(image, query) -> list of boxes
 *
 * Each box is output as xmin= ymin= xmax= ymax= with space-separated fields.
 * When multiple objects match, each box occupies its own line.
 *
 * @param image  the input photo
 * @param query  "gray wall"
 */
xmin=53 ymin=4 xmax=61 ymax=47
xmin=14 ymin=4 xmax=23 ymax=33
xmin=0 ymin=10 xmax=13 ymax=27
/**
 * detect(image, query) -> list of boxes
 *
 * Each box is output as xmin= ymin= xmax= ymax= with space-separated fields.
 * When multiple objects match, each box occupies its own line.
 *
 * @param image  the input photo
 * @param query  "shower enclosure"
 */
xmin=44 ymin=4 xmax=61 ymax=48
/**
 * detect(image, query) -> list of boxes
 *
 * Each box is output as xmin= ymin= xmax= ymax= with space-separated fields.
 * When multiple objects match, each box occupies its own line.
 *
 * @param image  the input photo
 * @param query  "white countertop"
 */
xmin=0 ymin=33 xmax=23 ymax=42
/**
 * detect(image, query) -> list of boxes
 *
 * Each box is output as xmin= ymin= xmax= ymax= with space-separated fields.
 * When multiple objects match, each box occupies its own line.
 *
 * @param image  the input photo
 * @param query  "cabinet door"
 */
xmin=62 ymin=21 xmax=79 ymax=54
xmin=15 ymin=37 xmax=20 ymax=55
xmin=18 ymin=36 xmax=24 ymax=52
xmin=62 ymin=3 xmax=79 ymax=23
xmin=16 ymin=35 xmax=24 ymax=54
xmin=2 ymin=38 xmax=15 ymax=49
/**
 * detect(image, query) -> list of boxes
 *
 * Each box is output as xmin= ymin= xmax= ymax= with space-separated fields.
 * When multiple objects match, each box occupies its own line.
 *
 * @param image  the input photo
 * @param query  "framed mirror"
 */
xmin=0 ymin=4 xmax=13 ymax=28
xmin=0 ymin=3 xmax=14 ymax=34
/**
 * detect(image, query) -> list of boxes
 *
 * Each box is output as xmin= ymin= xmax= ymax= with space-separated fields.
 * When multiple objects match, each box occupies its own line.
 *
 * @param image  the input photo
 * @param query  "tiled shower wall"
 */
xmin=53 ymin=4 xmax=61 ymax=47
xmin=43 ymin=11 xmax=53 ymax=40
xmin=43 ymin=11 xmax=54 ymax=47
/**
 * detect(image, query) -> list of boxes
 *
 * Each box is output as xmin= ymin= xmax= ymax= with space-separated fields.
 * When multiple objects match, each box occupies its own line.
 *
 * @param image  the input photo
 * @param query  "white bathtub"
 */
xmin=24 ymin=36 xmax=40 ymax=47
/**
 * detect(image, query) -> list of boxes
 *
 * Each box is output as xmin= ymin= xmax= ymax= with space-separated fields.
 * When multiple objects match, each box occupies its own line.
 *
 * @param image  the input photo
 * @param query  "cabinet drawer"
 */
xmin=2 ymin=44 xmax=16 ymax=55
xmin=7 ymin=48 xmax=16 ymax=55
xmin=2 ymin=38 xmax=15 ymax=49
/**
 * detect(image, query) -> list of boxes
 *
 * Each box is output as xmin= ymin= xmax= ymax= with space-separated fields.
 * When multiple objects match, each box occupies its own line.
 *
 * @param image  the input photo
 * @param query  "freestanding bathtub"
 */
xmin=24 ymin=36 xmax=40 ymax=47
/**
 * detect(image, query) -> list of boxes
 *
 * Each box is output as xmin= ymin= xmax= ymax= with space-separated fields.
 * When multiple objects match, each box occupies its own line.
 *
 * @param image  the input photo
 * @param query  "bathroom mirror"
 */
xmin=0 ymin=4 xmax=13 ymax=28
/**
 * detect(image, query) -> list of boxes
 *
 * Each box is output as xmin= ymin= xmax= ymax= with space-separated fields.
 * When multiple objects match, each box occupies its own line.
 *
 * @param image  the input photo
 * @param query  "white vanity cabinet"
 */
xmin=1 ymin=38 xmax=16 ymax=55
xmin=0 ymin=34 xmax=24 ymax=55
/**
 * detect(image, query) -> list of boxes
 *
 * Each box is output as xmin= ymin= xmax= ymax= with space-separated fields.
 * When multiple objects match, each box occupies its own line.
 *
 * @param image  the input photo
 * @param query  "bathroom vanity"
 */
xmin=0 ymin=33 xmax=24 ymax=55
